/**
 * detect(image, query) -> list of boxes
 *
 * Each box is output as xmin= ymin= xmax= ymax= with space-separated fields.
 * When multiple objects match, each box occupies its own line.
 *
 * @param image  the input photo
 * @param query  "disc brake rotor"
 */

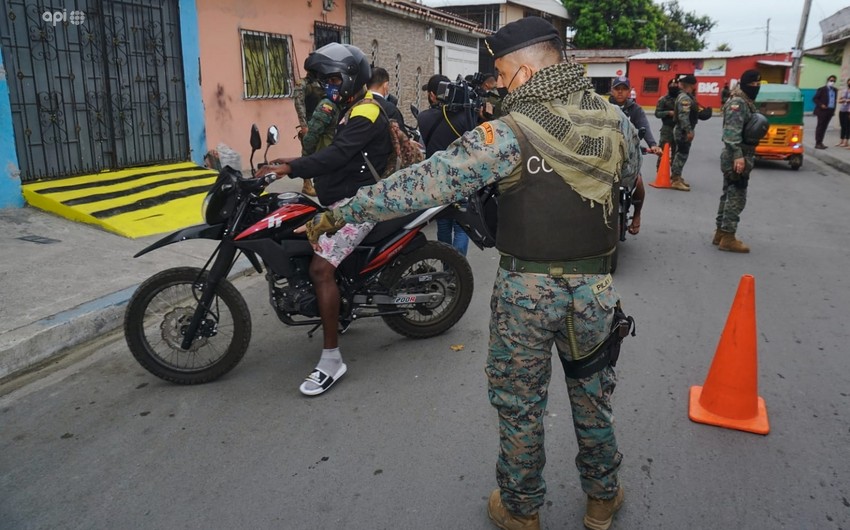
xmin=161 ymin=307 xmax=210 ymax=352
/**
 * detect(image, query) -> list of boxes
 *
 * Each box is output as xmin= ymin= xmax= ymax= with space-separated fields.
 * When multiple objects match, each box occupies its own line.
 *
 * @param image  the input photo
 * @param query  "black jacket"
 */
xmin=289 ymin=92 xmax=392 ymax=205
xmin=417 ymin=105 xmax=477 ymax=157
xmin=372 ymin=92 xmax=406 ymax=129
xmin=813 ymin=84 xmax=838 ymax=114
xmin=609 ymin=97 xmax=657 ymax=148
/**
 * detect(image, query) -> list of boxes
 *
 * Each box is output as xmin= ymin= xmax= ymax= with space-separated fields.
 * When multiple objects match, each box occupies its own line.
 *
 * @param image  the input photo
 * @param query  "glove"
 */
xmin=305 ymin=210 xmax=346 ymax=244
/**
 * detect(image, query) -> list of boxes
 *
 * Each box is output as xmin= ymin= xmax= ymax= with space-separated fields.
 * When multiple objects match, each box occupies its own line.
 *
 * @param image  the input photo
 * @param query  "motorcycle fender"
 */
xmin=133 ymin=223 xmax=225 ymax=258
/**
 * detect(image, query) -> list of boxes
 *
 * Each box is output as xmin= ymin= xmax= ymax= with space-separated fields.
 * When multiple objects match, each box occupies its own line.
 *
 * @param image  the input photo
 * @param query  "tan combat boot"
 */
xmin=712 ymin=229 xmax=723 ymax=245
xmin=718 ymin=232 xmax=750 ymax=253
xmin=487 ymin=490 xmax=540 ymax=530
xmin=301 ymin=178 xmax=317 ymax=197
xmin=583 ymin=487 xmax=625 ymax=530
xmin=670 ymin=176 xmax=690 ymax=191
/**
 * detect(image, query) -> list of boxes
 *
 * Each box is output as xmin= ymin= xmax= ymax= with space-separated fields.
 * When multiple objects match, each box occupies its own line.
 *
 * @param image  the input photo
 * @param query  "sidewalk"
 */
xmin=0 ymin=176 xmax=304 ymax=384
xmin=2 ymin=117 xmax=849 ymax=385
xmin=802 ymin=114 xmax=850 ymax=174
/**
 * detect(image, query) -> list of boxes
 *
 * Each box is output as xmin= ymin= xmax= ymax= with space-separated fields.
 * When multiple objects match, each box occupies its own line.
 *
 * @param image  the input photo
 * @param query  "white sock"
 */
xmin=316 ymin=348 xmax=342 ymax=375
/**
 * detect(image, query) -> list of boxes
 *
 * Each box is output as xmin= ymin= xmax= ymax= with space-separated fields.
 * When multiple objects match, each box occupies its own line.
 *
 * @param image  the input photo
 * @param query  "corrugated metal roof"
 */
xmin=359 ymin=0 xmax=487 ymax=33
xmin=421 ymin=0 xmax=569 ymax=20
xmin=569 ymin=48 xmax=649 ymax=59
xmin=630 ymin=51 xmax=788 ymax=60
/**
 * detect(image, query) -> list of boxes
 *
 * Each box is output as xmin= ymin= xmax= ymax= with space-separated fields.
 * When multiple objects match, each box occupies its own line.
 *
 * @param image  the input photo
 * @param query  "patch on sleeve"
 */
xmin=729 ymin=103 xmax=740 ymax=111
xmin=480 ymin=122 xmax=495 ymax=145
xmin=320 ymin=103 xmax=334 ymax=114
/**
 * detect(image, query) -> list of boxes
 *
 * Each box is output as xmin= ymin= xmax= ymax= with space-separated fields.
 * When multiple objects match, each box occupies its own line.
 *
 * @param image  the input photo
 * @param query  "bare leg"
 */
xmin=309 ymin=255 xmax=339 ymax=348
xmin=628 ymin=175 xmax=645 ymax=235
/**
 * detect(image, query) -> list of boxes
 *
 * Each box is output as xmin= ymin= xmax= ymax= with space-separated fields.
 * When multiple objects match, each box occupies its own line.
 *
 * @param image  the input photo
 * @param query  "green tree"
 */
xmin=655 ymin=1 xmax=716 ymax=51
xmin=563 ymin=0 xmax=665 ymax=49
xmin=715 ymin=42 xmax=732 ymax=51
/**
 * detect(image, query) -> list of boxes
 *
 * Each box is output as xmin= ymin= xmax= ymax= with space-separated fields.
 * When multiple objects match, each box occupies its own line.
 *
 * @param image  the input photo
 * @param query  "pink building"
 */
xmin=196 ymin=0 xmax=349 ymax=167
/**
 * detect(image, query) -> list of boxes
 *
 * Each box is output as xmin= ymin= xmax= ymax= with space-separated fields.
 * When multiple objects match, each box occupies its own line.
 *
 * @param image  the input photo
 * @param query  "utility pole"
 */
xmin=765 ymin=18 xmax=771 ymax=51
xmin=789 ymin=0 xmax=813 ymax=86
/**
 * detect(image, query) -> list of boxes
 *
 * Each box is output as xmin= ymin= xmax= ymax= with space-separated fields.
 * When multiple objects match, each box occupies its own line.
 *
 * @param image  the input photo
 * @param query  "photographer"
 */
xmin=417 ymin=74 xmax=478 ymax=255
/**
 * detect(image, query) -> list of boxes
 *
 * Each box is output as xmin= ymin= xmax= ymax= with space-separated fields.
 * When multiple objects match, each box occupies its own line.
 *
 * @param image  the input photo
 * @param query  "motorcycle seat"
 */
xmin=361 ymin=211 xmax=423 ymax=245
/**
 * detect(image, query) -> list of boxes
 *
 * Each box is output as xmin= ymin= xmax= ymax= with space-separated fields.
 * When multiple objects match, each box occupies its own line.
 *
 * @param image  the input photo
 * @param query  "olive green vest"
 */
xmin=496 ymin=119 xmax=618 ymax=261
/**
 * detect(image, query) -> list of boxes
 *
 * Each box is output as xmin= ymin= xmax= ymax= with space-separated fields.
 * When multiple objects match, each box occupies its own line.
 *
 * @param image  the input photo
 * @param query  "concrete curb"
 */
xmin=0 ymin=260 xmax=255 ymax=383
xmin=806 ymin=148 xmax=850 ymax=175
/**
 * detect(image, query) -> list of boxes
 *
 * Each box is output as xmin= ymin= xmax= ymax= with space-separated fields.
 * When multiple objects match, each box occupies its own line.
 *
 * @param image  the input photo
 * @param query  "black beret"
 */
xmin=679 ymin=74 xmax=697 ymax=85
xmin=484 ymin=17 xmax=561 ymax=59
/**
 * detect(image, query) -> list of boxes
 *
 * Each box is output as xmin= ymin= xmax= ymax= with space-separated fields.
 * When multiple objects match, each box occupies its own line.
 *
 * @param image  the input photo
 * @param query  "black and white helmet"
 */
xmin=304 ymin=43 xmax=371 ymax=100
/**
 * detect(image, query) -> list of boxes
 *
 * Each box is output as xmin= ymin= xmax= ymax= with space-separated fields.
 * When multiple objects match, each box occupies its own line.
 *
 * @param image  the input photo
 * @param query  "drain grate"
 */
xmin=17 ymin=235 xmax=62 ymax=244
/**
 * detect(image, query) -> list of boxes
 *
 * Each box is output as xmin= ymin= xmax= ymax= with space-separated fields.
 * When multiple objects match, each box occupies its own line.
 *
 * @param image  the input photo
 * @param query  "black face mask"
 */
xmin=668 ymin=86 xmax=680 ymax=97
xmin=497 ymin=87 xmax=508 ymax=98
xmin=741 ymin=85 xmax=760 ymax=100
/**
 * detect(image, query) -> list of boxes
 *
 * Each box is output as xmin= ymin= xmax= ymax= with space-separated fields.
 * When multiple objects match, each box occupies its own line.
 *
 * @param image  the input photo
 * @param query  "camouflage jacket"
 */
xmin=674 ymin=91 xmax=697 ymax=136
xmin=332 ymin=114 xmax=641 ymax=226
xmin=301 ymin=98 xmax=340 ymax=156
xmin=655 ymin=93 xmax=677 ymax=127
xmin=722 ymin=88 xmax=757 ymax=160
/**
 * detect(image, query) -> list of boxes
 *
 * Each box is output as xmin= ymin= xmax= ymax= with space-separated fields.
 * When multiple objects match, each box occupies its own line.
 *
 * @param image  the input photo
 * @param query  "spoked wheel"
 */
xmin=124 ymin=267 xmax=251 ymax=384
xmin=379 ymin=241 xmax=474 ymax=338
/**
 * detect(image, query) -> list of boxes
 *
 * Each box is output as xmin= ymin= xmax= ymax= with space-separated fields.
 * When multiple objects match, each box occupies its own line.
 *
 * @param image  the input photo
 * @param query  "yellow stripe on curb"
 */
xmin=23 ymin=163 xmax=219 ymax=239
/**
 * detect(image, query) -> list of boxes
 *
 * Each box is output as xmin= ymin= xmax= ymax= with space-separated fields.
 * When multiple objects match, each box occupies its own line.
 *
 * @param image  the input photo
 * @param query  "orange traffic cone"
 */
xmin=649 ymin=143 xmax=672 ymax=188
xmin=688 ymin=274 xmax=770 ymax=435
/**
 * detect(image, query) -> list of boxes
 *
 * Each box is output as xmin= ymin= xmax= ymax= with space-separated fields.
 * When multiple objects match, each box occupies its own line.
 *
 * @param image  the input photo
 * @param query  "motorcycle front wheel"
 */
xmin=379 ymin=241 xmax=474 ymax=338
xmin=124 ymin=267 xmax=251 ymax=384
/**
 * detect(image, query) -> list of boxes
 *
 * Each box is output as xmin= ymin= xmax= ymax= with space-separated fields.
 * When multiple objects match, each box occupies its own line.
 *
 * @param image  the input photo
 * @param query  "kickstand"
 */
xmin=306 ymin=323 xmax=321 ymax=338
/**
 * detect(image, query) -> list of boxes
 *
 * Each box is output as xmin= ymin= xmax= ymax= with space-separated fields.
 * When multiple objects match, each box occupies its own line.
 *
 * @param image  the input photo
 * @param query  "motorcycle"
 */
xmin=124 ymin=124 xmax=490 ymax=385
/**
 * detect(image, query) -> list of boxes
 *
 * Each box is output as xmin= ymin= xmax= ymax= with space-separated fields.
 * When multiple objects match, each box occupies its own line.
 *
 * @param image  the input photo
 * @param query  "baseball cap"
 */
xmin=612 ymin=76 xmax=630 ymax=89
xmin=422 ymin=74 xmax=450 ymax=94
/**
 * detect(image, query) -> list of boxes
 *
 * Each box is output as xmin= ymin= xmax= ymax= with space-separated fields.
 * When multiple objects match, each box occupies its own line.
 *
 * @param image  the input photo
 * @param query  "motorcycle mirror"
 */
xmin=266 ymin=125 xmax=279 ymax=146
xmin=410 ymin=104 xmax=419 ymax=119
xmin=250 ymin=124 xmax=262 ymax=150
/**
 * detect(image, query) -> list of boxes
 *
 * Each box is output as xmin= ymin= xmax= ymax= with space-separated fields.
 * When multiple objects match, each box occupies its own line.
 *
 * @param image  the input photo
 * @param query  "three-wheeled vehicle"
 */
xmin=754 ymin=83 xmax=804 ymax=170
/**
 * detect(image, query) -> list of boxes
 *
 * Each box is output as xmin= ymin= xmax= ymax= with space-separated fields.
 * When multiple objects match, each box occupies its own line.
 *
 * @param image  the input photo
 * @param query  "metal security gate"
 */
xmin=0 ymin=0 xmax=188 ymax=181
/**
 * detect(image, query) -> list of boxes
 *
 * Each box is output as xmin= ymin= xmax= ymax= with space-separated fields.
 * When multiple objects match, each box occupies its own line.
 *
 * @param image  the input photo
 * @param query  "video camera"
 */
xmin=436 ymin=75 xmax=482 ymax=114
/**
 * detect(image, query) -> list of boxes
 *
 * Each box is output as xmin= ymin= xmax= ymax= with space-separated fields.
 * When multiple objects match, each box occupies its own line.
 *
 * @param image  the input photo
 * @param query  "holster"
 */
xmin=560 ymin=306 xmax=635 ymax=379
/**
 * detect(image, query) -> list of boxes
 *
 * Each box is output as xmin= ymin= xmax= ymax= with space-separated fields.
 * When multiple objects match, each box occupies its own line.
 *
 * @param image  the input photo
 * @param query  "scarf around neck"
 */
xmin=502 ymin=62 xmax=628 ymax=219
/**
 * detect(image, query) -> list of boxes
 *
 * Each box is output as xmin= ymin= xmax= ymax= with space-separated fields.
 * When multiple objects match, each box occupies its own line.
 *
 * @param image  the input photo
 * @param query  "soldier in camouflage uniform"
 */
xmin=654 ymin=77 xmax=680 ymax=167
xmin=714 ymin=69 xmax=763 ymax=253
xmin=292 ymin=73 xmax=327 ymax=196
xmin=670 ymin=74 xmax=699 ymax=191
xmin=301 ymin=95 xmax=340 ymax=156
xmin=301 ymin=17 xmax=640 ymax=530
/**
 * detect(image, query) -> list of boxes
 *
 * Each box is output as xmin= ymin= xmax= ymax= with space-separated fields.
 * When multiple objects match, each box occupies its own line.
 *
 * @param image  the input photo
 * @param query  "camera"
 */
xmin=436 ymin=76 xmax=482 ymax=113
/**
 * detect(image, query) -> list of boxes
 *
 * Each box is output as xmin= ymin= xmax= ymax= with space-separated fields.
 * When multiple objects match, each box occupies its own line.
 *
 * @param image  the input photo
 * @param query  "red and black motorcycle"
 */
xmin=124 ymin=125 xmax=488 ymax=384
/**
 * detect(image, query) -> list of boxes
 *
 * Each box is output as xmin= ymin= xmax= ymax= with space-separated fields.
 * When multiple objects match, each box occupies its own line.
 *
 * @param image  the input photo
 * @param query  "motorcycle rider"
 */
xmin=257 ymin=42 xmax=392 ymax=396
xmin=608 ymin=76 xmax=659 ymax=235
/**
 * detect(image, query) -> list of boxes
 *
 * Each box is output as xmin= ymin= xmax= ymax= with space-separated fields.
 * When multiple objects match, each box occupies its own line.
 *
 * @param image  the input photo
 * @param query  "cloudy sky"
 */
xmin=672 ymin=0 xmax=848 ymax=52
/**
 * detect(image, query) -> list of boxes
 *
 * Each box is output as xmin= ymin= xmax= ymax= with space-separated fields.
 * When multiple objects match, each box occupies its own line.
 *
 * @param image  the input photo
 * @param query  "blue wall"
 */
xmin=179 ymin=0 xmax=206 ymax=166
xmin=801 ymin=88 xmax=816 ymax=114
xmin=0 ymin=49 xmax=24 ymax=208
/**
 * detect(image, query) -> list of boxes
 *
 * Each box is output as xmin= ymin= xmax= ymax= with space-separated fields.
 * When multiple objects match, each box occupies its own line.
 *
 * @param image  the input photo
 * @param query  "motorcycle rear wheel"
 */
xmin=124 ymin=267 xmax=251 ymax=384
xmin=379 ymin=241 xmax=474 ymax=338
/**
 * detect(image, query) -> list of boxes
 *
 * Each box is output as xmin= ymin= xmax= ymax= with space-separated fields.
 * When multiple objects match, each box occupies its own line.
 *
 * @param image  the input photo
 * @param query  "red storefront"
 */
xmin=627 ymin=51 xmax=792 ymax=109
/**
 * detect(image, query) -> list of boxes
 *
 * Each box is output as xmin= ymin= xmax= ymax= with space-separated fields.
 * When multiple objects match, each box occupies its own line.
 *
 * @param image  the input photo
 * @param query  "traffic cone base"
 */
xmin=649 ymin=143 xmax=672 ymax=188
xmin=689 ymin=385 xmax=770 ymax=435
xmin=687 ymin=275 xmax=770 ymax=435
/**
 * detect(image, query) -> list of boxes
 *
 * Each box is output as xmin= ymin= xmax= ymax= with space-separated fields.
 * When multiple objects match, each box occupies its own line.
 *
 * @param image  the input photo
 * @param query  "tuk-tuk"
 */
xmin=753 ymin=84 xmax=804 ymax=170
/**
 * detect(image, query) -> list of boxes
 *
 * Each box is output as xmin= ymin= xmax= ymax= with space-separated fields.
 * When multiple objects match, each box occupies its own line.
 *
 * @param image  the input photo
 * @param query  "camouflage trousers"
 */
xmin=671 ymin=137 xmax=692 ymax=177
xmin=716 ymin=151 xmax=754 ymax=232
xmin=486 ymin=267 xmax=623 ymax=516
xmin=657 ymin=125 xmax=675 ymax=169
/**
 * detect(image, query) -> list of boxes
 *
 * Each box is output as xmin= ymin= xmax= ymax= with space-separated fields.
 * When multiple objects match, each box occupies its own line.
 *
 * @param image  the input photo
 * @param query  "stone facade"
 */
xmin=350 ymin=6 xmax=435 ymax=123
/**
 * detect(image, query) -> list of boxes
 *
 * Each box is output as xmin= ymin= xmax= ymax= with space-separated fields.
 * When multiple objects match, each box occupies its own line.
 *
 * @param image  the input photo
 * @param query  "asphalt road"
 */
xmin=2 ymin=116 xmax=849 ymax=530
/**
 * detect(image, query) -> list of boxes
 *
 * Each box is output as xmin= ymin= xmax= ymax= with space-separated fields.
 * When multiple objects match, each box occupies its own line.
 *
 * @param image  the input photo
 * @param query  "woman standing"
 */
xmin=838 ymin=79 xmax=850 ymax=148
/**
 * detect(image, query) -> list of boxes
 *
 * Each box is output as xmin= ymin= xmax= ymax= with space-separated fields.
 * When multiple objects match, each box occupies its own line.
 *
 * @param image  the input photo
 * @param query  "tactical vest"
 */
xmin=496 ymin=119 xmax=618 ymax=261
